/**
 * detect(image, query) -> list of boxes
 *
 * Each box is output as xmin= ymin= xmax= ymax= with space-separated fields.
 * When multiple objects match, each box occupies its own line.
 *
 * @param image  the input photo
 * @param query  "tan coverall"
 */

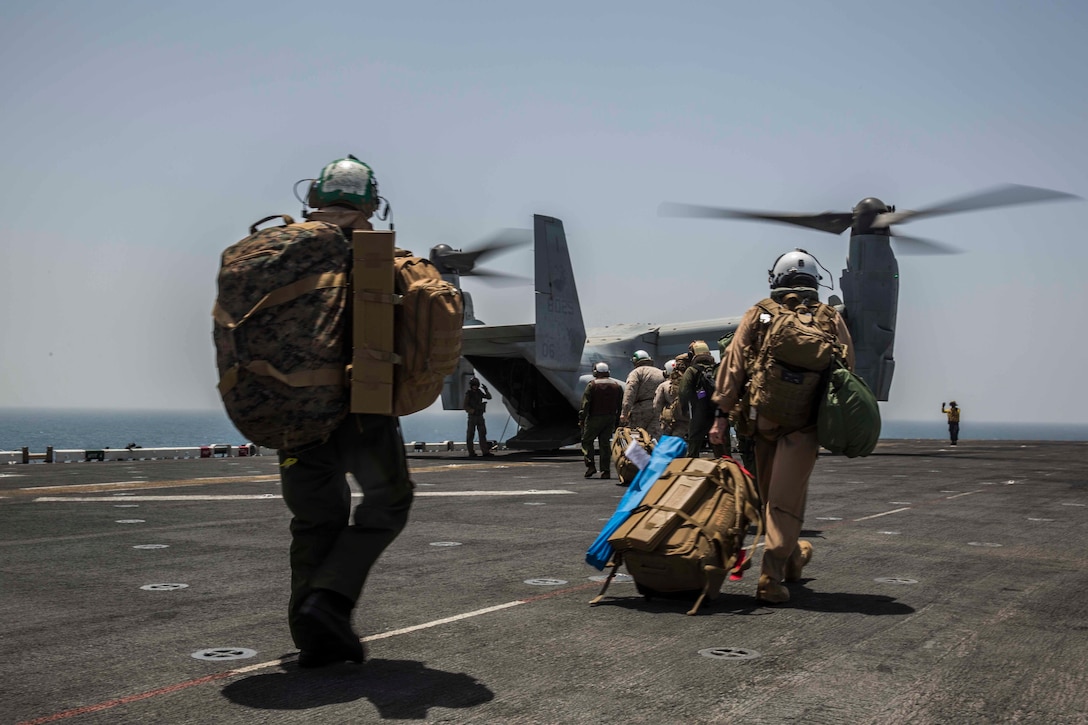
xmin=621 ymin=362 xmax=665 ymax=437
xmin=653 ymin=373 xmax=690 ymax=438
xmin=710 ymin=301 xmax=854 ymax=586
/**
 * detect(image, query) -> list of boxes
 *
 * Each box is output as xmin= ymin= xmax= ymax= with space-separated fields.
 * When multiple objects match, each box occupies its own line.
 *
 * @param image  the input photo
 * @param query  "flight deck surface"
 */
xmin=1 ymin=439 xmax=1086 ymax=724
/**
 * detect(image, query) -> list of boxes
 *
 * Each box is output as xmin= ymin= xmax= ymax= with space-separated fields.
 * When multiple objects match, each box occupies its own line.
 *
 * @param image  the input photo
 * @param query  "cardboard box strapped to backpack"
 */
xmin=590 ymin=456 xmax=763 ymax=615
xmin=213 ymin=216 xmax=463 ymax=450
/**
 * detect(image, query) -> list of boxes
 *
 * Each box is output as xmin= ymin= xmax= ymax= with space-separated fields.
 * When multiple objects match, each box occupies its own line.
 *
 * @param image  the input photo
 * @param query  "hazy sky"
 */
xmin=2 ymin=1 xmax=1086 ymax=424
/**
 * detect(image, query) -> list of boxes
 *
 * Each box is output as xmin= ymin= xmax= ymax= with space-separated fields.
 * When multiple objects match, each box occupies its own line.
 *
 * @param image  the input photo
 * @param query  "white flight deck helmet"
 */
xmin=664 ymin=359 xmax=677 ymax=375
xmin=594 ymin=362 xmax=610 ymax=376
xmin=632 ymin=350 xmax=652 ymax=364
xmin=768 ymin=248 xmax=823 ymax=289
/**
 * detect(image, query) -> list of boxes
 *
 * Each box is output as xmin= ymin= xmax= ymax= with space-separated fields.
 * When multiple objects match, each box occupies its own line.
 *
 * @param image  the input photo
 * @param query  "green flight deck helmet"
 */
xmin=308 ymin=155 xmax=379 ymax=211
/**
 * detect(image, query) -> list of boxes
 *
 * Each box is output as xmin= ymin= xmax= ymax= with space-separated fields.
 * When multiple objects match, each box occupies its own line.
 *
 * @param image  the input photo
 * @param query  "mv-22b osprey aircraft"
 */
xmin=428 ymin=184 xmax=1077 ymax=450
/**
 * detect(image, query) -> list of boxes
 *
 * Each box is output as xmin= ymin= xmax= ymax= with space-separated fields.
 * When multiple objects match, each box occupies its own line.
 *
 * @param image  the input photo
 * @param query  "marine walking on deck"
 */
xmin=580 ymin=362 xmax=623 ymax=479
xmin=620 ymin=350 xmax=665 ymax=439
xmin=709 ymin=249 xmax=855 ymax=605
xmin=217 ymin=156 xmax=415 ymax=668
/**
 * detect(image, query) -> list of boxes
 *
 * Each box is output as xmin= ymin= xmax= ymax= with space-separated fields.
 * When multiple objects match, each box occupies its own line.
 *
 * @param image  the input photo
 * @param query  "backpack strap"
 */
xmin=722 ymin=458 xmax=764 ymax=569
xmin=747 ymin=298 xmax=779 ymax=378
xmin=805 ymin=301 xmax=849 ymax=367
xmin=248 ymin=214 xmax=295 ymax=235
xmin=217 ymin=360 xmax=347 ymax=396
xmin=355 ymin=290 xmax=403 ymax=305
xmin=639 ymin=503 xmax=720 ymax=543
xmin=588 ymin=556 xmax=625 ymax=606
xmin=213 ymin=271 xmax=348 ymax=328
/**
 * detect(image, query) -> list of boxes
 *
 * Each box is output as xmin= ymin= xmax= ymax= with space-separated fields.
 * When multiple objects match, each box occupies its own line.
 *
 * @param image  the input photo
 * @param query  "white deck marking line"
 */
xmin=231 ymin=602 xmax=527 ymax=675
xmin=853 ymin=507 xmax=912 ymax=522
xmin=33 ymin=490 xmax=576 ymax=503
xmin=233 ymin=594 xmax=573 ymax=677
xmin=945 ymin=489 xmax=985 ymax=499
xmin=364 ymin=600 xmax=525 ymax=642
xmin=410 ymin=490 xmax=575 ymax=497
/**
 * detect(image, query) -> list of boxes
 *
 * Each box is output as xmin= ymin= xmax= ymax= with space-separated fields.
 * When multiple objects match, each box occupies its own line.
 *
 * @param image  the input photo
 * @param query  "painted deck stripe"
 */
xmin=945 ymin=489 xmax=985 ymax=499
xmin=17 ymin=672 xmax=238 ymax=725
xmin=363 ymin=600 xmax=525 ymax=641
xmin=17 ymin=476 xmax=280 ymax=492
xmin=10 ymin=461 xmax=552 ymax=497
xmin=852 ymin=507 xmax=912 ymax=522
xmin=33 ymin=490 xmax=576 ymax=503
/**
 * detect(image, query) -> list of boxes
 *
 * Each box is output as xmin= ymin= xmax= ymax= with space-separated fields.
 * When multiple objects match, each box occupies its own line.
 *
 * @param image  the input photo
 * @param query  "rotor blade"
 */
xmin=889 ymin=232 xmax=962 ymax=256
xmin=873 ymin=184 xmax=1081 ymax=228
xmin=659 ymin=202 xmax=853 ymax=235
xmin=466 ymin=228 xmax=533 ymax=262
xmin=432 ymin=228 xmax=532 ymax=272
xmin=459 ymin=268 xmax=530 ymax=285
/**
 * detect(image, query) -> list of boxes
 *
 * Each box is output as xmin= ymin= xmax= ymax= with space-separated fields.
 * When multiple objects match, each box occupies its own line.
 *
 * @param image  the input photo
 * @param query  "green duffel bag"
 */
xmin=817 ymin=358 xmax=881 ymax=457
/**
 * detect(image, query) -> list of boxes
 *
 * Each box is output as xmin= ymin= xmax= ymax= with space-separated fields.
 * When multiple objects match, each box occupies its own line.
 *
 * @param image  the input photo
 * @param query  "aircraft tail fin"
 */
xmin=534 ymin=215 xmax=586 ymax=373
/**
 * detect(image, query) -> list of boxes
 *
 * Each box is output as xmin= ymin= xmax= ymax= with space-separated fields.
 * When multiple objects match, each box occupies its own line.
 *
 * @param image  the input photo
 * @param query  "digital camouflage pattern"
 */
xmin=214 ymin=216 xmax=351 ymax=450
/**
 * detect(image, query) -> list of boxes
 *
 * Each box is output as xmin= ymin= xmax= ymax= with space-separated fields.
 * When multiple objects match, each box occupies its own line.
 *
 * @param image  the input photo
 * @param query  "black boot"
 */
xmin=296 ymin=590 xmax=366 ymax=667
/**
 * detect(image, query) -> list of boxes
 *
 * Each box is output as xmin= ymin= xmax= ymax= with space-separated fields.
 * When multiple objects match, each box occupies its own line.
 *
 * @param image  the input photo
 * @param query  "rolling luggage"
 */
xmin=585 ymin=436 xmax=688 ymax=570
xmin=590 ymin=456 xmax=762 ymax=615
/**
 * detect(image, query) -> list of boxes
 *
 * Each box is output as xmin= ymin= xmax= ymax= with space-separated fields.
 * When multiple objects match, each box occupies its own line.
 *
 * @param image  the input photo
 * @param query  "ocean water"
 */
xmin=1 ymin=407 xmax=1085 ymax=452
xmin=0 ymin=407 xmax=520 ymax=452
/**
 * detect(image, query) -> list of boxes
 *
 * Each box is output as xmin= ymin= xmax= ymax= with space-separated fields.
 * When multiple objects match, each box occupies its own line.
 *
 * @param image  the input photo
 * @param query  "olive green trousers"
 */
xmin=581 ymin=415 xmax=616 ymax=473
xmin=278 ymin=414 xmax=413 ymax=648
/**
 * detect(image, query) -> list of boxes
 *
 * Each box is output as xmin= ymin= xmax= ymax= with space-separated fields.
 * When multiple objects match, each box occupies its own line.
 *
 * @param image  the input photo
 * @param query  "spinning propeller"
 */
xmin=429 ymin=229 xmax=532 ymax=282
xmin=660 ymin=184 xmax=1080 ymax=255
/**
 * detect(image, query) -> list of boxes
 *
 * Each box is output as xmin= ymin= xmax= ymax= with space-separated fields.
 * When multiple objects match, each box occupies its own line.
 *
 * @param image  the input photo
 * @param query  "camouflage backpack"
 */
xmin=741 ymin=294 xmax=844 ymax=432
xmin=213 ymin=215 xmax=351 ymax=450
xmin=214 ymin=216 xmax=464 ymax=448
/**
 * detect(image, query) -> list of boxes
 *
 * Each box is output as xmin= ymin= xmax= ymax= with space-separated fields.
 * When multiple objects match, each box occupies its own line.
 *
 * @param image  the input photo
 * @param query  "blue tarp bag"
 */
xmin=585 ymin=435 xmax=688 ymax=570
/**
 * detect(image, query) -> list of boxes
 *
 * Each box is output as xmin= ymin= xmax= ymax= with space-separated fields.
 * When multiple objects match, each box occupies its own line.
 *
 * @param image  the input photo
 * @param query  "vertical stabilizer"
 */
xmin=534 ymin=215 xmax=586 ymax=373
